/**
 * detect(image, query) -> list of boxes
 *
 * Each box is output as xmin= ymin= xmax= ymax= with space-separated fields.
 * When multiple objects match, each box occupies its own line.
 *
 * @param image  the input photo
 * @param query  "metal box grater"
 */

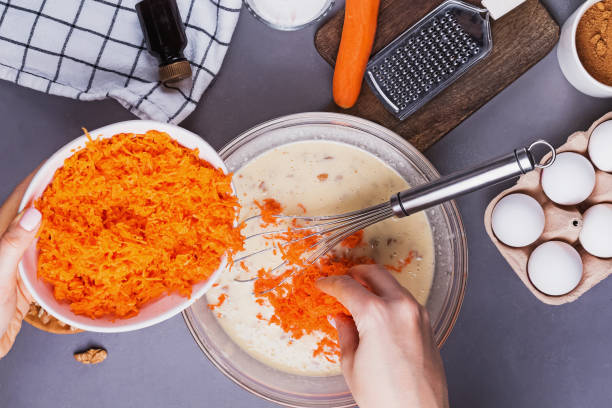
xmin=365 ymin=0 xmax=492 ymax=121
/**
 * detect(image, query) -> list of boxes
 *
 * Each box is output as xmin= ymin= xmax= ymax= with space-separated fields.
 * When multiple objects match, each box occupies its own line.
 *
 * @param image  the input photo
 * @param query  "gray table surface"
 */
xmin=1 ymin=1 xmax=611 ymax=407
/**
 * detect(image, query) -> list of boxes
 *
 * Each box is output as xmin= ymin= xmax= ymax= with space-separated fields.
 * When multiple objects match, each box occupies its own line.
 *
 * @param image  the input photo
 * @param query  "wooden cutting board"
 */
xmin=315 ymin=0 xmax=559 ymax=151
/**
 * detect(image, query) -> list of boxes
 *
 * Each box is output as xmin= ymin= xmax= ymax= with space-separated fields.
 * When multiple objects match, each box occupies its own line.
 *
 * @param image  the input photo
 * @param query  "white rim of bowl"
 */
xmin=18 ymin=120 xmax=230 ymax=333
xmin=243 ymin=0 xmax=335 ymax=31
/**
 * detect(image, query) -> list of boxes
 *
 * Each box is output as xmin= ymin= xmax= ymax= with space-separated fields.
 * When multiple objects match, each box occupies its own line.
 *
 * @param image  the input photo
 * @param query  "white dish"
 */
xmin=18 ymin=120 xmax=228 ymax=333
xmin=557 ymin=0 xmax=612 ymax=97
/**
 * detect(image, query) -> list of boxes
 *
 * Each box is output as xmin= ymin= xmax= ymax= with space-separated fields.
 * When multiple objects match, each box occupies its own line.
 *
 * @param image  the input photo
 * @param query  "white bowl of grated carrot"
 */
xmin=18 ymin=120 xmax=239 ymax=333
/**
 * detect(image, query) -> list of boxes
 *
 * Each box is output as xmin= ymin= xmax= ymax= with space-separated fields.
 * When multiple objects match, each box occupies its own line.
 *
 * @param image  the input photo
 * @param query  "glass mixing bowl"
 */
xmin=183 ymin=112 xmax=467 ymax=407
xmin=244 ymin=0 xmax=335 ymax=31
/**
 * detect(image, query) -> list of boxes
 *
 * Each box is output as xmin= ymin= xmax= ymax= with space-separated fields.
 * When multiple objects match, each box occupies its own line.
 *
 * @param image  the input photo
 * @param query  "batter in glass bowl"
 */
xmin=206 ymin=140 xmax=435 ymax=376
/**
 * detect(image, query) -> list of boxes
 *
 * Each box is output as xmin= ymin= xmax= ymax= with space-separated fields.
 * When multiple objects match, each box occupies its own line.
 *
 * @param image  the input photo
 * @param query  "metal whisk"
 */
xmin=235 ymin=140 xmax=555 ymax=292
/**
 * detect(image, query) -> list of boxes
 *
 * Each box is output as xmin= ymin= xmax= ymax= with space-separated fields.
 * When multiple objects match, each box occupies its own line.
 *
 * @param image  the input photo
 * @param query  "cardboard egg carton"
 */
xmin=484 ymin=112 xmax=612 ymax=305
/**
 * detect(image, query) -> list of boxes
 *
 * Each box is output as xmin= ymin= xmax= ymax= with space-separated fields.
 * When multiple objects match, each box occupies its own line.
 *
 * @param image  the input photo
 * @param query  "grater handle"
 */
xmin=390 ymin=140 xmax=555 ymax=217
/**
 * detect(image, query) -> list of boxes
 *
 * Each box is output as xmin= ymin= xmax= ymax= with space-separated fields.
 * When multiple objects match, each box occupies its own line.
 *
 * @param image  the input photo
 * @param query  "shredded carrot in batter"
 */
xmin=254 ymin=198 xmax=283 ymax=226
xmin=385 ymin=251 xmax=416 ymax=273
xmin=340 ymin=230 xmax=364 ymax=248
xmin=35 ymin=130 xmax=243 ymax=319
xmin=277 ymin=229 xmax=318 ymax=266
xmin=238 ymin=199 xmax=411 ymax=362
xmin=255 ymin=253 xmax=375 ymax=360
xmin=208 ymin=293 xmax=227 ymax=310
xmin=250 ymin=218 xmax=375 ymax=360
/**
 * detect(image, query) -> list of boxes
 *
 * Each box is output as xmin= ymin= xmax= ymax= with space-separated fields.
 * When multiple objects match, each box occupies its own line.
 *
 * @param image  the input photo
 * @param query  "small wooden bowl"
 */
xmin=484 ymin=111 xmax=612 ymax=305
xmin=25 ymin=303 xmax=82 ymax=335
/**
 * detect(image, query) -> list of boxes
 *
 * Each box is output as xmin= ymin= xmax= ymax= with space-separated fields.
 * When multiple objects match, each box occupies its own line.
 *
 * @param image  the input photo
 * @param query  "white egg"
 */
xmin=491 ymin=193 xmax=545 ymax=247
xmin=579 ymin=203 xmax=612 ymax=258
xmin=528 ymin=241 xmax=582 ymax=296
xmin=541 ymin=152 xmax=595 ymax=205
xmin=588 ymin=121 xmax=612 ymax=172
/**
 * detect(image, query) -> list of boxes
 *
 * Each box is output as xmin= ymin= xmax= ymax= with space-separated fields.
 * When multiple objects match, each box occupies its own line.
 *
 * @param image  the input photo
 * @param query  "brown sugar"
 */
xmin=576 ymin=0 xmax=612 ymax=86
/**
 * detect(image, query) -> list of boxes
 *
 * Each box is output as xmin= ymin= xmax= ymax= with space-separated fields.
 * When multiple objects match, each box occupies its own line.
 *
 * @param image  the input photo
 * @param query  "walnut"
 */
xmin=74 ymin=348 xmax=107 ymax=365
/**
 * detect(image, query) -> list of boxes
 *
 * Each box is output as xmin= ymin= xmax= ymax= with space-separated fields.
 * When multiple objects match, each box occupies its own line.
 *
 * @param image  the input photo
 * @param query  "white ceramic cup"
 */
xmin=557 ymin=0 xmax=612 ymax=97
xmin=18 ymin=120 xmax=230 ymax=333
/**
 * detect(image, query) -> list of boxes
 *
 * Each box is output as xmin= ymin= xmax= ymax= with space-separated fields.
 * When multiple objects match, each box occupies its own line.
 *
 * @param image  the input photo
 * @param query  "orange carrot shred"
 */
xmin=254 ymin=198 xmax=283 ymax=226
xmin=385 ymin=253 xmax=415 ymax=273
xmin=35 ymin=130 xmax=243 ymax=319
xmin=255 ymin=255 xmax=374 ymax=360
xmin=250 ymin=218 xmax=374 ymax=360
xmin=297 ymin=203 xmax=307 ymax=214
xmin=340 ymin=229 xmax=364 ymax=248
xmin=208 ymin=293 xmax=228 ymax=310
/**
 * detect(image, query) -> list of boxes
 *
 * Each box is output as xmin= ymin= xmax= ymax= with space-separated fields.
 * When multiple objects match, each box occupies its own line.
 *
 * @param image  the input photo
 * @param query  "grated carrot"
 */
xmin=251 ymin=218 xmax=374 ymax=360
xmin=254 ymin=198 xmax=283 ymax=226
xmin=35 ymin=130 xmax=243 ymax=319
xmin=208 ymin=293 xmax=227 ymax=310
xmin=238 ymin=199 xmax=413 ymax=362
xmin=255 ymin=253 xmax=374 ymax=360
xmin=384 ymin=252 xmax=416 ymax=273
xmin=340 ymin=230 xmax=364 ymax=248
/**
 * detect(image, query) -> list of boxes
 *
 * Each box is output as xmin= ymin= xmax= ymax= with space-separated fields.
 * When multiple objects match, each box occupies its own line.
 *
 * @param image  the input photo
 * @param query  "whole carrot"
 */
xmin=332 ymin=0 xmax=381 ymax=109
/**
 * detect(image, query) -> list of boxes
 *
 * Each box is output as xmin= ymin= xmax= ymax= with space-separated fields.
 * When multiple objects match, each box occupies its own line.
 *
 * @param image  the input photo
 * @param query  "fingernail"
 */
xmin=19 ymin=208 xmax=42 ymax=232
xmin=327 ymin=315 xmax=337 ymax=329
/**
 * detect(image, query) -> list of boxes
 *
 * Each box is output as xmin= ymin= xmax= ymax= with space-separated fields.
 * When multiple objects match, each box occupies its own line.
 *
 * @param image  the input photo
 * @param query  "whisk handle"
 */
xmin=390 ymin=141 xmax=555 ymax=217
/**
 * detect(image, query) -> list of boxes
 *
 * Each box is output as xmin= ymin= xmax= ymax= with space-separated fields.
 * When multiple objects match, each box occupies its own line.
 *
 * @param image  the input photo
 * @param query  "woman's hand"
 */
xmin=317 ymin=264 xmax=449 ymax=408
xmin=0 ymin=173 xmax=39 ymax=357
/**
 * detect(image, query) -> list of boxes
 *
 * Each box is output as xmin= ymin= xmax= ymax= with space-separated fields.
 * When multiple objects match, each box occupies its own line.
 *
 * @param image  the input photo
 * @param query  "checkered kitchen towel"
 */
xmin=0 ymin=0 xmax=241 ymax=124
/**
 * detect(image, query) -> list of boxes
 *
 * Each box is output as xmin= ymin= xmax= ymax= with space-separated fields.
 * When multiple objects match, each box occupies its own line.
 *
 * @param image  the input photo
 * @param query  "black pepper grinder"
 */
xmin=136 ymin=0 xmax=192 ymax=84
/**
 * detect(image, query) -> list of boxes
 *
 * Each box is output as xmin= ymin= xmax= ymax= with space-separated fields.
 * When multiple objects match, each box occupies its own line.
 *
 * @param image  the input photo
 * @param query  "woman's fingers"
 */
xmin=334 ymin=313 xmax=359 ymax=372
xmin=316 ymin=274 xmax=374 ymax=321
xmin=348 ymin=264 xmax=406 ymax=298
xmin=0 ymin=208 xmax=41 ymax=300
xmin=0 ymin=168 xmax=39 ymax=236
